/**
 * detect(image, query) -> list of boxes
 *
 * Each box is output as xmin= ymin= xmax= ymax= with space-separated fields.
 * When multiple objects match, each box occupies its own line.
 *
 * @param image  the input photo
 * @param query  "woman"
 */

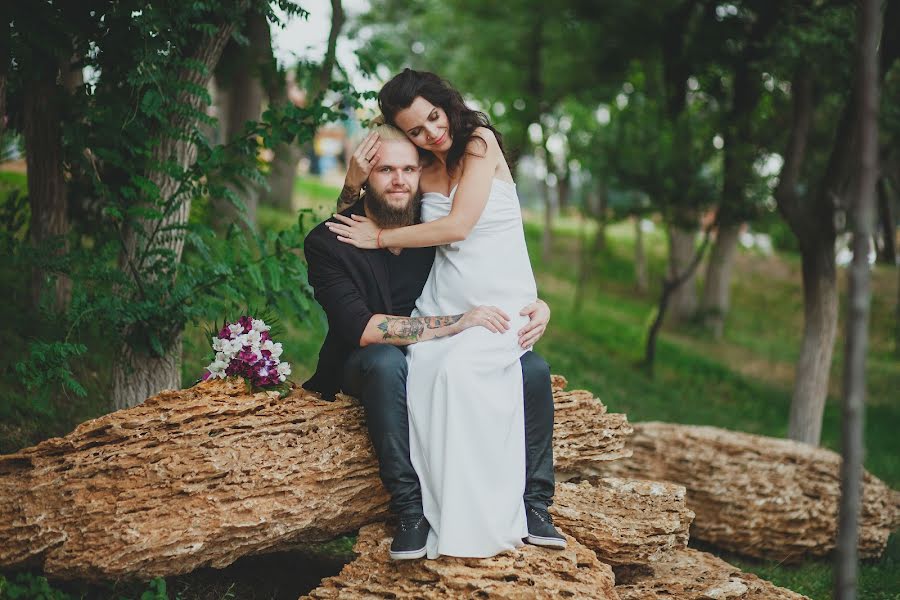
xmin=326 ymin=69 xmax=541 ymax=559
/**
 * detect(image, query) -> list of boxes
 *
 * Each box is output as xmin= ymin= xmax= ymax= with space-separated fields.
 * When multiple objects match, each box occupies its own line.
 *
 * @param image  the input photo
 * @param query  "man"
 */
xmin=303 ymin=124 xmax=564 ymax=560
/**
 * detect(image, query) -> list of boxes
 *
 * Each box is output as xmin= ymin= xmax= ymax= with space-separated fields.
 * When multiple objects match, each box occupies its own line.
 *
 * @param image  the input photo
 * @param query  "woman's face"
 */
xmin=394 ymin=96 xmax=452 ymax=153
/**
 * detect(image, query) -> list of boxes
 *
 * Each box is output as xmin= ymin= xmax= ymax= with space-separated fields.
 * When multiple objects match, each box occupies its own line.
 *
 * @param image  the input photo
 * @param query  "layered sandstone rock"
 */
xmin=615 ymin=548 xmax=809 ymax=600
xmin=595 ymin=421 xmax=900 ymax=561
xmin=303 ymin=523 xmax=618 ymax=599
xmin=0 ymin=377 xmax=630 ymax=581
xmin=553 ymin=477 xmax=694 ymax=566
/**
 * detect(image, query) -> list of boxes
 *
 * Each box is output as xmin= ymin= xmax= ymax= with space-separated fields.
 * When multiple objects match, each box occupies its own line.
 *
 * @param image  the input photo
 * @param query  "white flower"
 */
xmin=215 ymin=351 xmax=228 ymax=363
xmin=222 ymin=339 xmax=242 ymax=355
xmin=251 ymin=319 xmax=271 ymax=333
xmin=212 ymin=337 xmax=225 ymax=352
xmin=279 ymin=375 xmax=286 ymax=382
xmin=206 ymin=358 xmax=229 ymax=379
xmin=263 ymin=340 xmax=283 ymax=359
xmin=277 ymin=362 xmax=292 ymax=377
xmin=228 ymin=323 xmax=244 ymax=337
xmin=246 ymin=329 xmax=261 ymax=346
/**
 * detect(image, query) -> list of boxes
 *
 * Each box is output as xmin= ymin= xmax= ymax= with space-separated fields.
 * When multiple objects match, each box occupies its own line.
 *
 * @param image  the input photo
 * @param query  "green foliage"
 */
xmin=0 ymin=573 xmax=74 ymax=600
xmin=0 ymin=573 xmax=172 ymax=600
xmin=5 ymin=1 xmax=374 ymax=405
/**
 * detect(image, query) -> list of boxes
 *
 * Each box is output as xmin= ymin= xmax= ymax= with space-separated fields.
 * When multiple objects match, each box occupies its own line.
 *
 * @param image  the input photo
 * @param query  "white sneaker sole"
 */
xmin=525 ymin=534 xmax=567 ymax=549
xmin=390 ymin=546 xmax=427 ymax=560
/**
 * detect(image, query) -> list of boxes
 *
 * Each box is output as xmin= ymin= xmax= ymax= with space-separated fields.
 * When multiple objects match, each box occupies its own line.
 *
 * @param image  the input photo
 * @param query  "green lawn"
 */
xmin=1 ymin=173 xmax=898 ymax=599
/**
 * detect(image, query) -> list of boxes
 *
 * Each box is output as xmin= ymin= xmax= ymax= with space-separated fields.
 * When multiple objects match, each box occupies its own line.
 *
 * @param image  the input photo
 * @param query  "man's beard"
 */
xmin=363 ymin=187 xmax=420 ymax=229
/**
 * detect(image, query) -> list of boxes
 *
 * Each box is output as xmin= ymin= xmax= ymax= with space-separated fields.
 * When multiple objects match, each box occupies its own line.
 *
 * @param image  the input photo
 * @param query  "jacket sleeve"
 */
xmin=304 ymin=231 xmax=373 ymax=347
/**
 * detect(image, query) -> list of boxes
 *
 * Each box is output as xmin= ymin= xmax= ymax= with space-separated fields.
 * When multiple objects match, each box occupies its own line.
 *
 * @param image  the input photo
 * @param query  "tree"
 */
xmin=698 ymin=0 xmax=782 ymax=338
xmin=7 ymin=1 xmax=351 ymax=411
xmin=835 ymin=2 xmax=880 ymax=596
xmin=769 ymin=1 xmax=898 ymax=444
xmin=262 ymin=0 xmax=345 ymax=212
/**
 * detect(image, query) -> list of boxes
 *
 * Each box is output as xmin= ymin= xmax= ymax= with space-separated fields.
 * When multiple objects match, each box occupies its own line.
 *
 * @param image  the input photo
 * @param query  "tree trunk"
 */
xmin=111 ymin=334 xmax=183 ymax=411
xmin=666 ymin=224 xmax=698 ymax=322
xmin=699 ymin=222 xmax=741 ymax=338
xmin=836 ymin=0 xmax=880 ymax=596
xmin=875 ymin=178 xmax=896 ymax=264
xmin=644 ymin=228 xmax=712 ymax=375
xmin=262 ymin=0 xmax=343 ymax=211
xmin=113 ymin=14 xmax=243 ymax=410
xmin=787 ymin=237 xmax=839 ymax=445
xmin=23 ymin=61 xmax=71 ymax=313
xmin=211 ymin=12 xmax=269 ymax=228
xmin=634 ymin=217 xmax=648 ymax=293
xmin=592 ymin=185 xmax=607 ymax=253
xmin=265 ymin=141 xmax=303 ymax=211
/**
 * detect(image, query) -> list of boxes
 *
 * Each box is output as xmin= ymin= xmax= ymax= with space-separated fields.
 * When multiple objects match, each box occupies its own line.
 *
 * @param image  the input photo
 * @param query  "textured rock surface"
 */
xmin=553 ymin=478 xmax=694 ymax=566
xmin=0 ymin=377 xmax=629 ymax=581
xmin=303 ymin=523 xmax=618 ymax=599
xmin=596 ymin=422 xmax=900 ymax=562
xmin=615 ymin=548 xmax=809 ymax=599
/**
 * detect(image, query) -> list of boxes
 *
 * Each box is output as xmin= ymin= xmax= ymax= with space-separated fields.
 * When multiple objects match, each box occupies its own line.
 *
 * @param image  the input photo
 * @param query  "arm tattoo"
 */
xmin=336 ymin=184 xmax=360 ymax=212
xmin=377 ymin=314 xmax=463 ymax=342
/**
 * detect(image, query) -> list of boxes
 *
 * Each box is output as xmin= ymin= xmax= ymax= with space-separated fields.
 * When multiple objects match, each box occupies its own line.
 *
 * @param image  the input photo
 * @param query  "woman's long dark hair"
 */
xmin=378 ymin=69 xmax=505 ymax=175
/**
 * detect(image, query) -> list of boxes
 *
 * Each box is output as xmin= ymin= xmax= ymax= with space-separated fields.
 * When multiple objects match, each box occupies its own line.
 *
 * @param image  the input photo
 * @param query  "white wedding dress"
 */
xmin=405 ymin=177 xmax=538 ymax=559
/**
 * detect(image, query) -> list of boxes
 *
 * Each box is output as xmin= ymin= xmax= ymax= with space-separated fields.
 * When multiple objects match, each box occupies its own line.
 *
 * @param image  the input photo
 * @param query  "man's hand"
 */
xmin=458 ymin=305 xmax=511 ymax=334
xmin=518 ymin=299 xmax=550 ymax=349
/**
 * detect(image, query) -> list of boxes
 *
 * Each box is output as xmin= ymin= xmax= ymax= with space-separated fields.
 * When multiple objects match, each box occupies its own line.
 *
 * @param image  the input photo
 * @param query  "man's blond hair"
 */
xmin=368 ymin=116 xmax=408 ymax=142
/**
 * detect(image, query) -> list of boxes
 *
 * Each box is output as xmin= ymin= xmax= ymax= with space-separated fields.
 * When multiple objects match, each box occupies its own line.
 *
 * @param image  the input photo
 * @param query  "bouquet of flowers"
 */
xmin=202 ymin=316 xmax=292 ymax=389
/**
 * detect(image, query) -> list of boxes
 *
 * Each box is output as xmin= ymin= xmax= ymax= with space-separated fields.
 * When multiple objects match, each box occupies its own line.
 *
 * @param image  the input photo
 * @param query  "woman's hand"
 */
xmin=517 ymin=299 xmax=550 ymax=348
xmin=345 ymin=131 xmax=382 ymax=190
xmin=326 ymin=213 xmax=382 ymax=249
xmin=456 ymin=305 xmax=511 ymax=334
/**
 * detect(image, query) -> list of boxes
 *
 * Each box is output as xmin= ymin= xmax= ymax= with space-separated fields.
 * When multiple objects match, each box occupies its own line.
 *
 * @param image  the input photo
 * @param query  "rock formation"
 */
xmin=594 ymin=421 xmax=900 ymax=562
xmin=552 ymin=478 xmax=694 ymax=566
xmin=4 ymin=375 xmax=890 ymax=599
xmin=615 ymin=548 xmax=809 ymax=599
xmin=0 ymin=377 xmax=631 ymax=581
xmin=304 ymin=524 xmax=617 ymax=599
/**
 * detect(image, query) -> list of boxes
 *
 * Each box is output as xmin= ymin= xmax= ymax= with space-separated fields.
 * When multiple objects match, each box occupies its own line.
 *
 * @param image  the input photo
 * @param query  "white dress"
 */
xmin=405 ymin=177 xmax=538 ymax=559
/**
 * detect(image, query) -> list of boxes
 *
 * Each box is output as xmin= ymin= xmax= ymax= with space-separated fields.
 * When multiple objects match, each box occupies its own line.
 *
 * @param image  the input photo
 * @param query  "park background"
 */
xmin=0 ymin=0 xmax=898 ymax=598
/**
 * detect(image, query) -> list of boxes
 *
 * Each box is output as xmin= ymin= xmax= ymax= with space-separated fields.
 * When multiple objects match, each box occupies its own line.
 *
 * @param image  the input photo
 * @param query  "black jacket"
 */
xmin=302 ymin=202 xmax=434 ymax=398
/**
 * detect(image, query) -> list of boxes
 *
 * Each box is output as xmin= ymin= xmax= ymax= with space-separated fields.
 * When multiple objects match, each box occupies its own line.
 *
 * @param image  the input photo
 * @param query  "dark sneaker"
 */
xmin=389 ymin=514 xmax=429 ymax=560
xmin=525 ymin=505 xmax=567 ymax=549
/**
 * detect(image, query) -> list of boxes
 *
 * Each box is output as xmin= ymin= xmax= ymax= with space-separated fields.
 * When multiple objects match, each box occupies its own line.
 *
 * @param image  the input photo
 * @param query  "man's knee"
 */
xmin=358 ymin=344 xmax=408 ymax=381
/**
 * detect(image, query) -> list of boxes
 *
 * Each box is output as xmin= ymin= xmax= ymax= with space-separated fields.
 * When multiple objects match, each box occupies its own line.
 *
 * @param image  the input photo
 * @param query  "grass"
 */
xmin=1 ymin=172 xmax=898 ymax=599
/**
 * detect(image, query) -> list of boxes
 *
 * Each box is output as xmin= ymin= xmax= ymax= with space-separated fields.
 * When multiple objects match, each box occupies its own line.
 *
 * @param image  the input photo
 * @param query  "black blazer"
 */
xmin=302 ymin=202 xmax=434 ymax=398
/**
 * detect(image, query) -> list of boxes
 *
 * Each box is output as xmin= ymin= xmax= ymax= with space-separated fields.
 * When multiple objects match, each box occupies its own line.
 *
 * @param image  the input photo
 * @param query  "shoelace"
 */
xmin=529 ymin=505 xmax=555 ymax=525
xmin=399 ymin=514 xmax=425 ymax=531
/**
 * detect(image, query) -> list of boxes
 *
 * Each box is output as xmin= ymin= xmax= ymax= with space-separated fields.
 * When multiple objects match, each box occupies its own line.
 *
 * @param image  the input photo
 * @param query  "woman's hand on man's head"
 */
xmin=346 ymin=131 xmax=382 ymax=190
